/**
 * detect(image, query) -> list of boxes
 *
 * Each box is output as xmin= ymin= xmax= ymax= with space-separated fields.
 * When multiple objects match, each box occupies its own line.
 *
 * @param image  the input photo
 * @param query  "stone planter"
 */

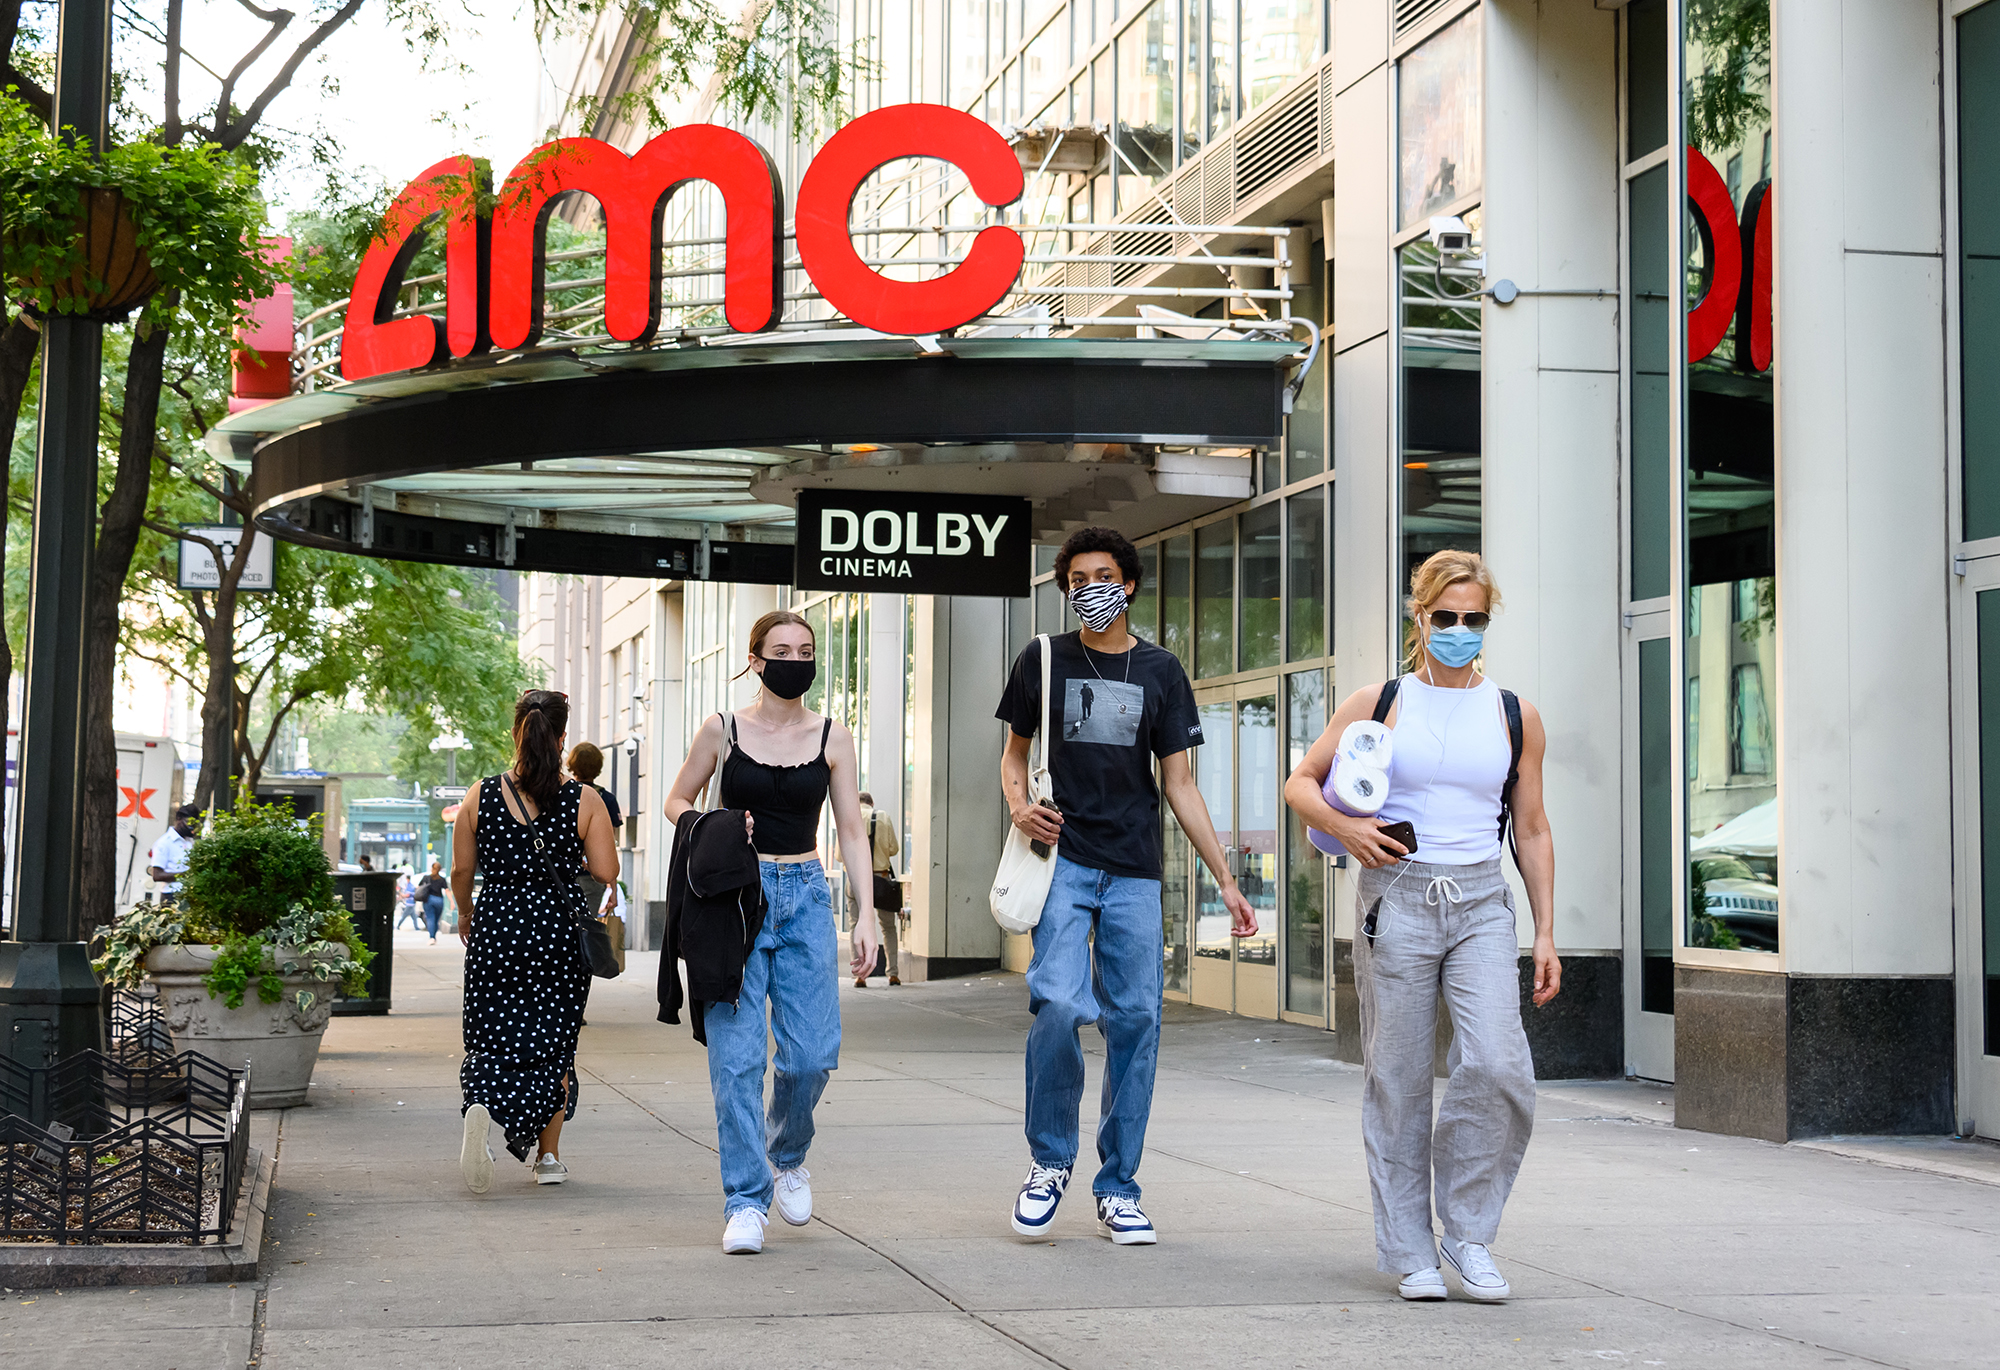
xmin=142 ymin=944 xmax=340 ymax=1108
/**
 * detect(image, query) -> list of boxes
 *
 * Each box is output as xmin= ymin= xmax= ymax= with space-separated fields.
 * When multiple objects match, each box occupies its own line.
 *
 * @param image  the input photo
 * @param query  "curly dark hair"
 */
xmin=1054 ymin=526 xmax=1142 ymax=590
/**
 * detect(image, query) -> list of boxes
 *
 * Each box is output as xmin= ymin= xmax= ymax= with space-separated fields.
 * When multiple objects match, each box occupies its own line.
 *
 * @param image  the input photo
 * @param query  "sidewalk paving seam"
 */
xmin=244 ymin=1109 xmax=285 ymax=1370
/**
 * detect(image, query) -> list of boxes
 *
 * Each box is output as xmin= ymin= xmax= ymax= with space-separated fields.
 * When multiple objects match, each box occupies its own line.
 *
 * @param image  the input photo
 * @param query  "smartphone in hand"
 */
xmin=1029 ymin=799 xmax=1061 ymax=859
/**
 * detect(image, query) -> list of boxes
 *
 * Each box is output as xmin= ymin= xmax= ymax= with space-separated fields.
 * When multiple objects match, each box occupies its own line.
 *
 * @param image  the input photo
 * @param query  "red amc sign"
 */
xmin=1686 ymin=146 xmax=1772 ymax=370
xmin=342 ymin=104 xmax=1027 ymax=382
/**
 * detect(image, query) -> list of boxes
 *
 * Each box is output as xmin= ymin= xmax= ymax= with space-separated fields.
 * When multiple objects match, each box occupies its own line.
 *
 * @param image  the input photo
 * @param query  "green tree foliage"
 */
xmin=1685 ymin=0 xmax=1770 ymax=153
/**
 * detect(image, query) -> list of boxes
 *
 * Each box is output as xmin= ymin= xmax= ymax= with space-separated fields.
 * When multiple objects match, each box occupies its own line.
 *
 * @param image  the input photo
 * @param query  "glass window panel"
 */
xmin=1195 ymin=519 xmax=1234 ymax=678
xmin=1181 ymin=0 xmax=1203 ymax=161
xmin=1396 ymin=6 xmax=1482 ymax=228
xmin=1242 ymin=0 xmax=1317 ymax=113
xmin=990 ymin=0 xmax=1008 ymax=74
xmin=1962 ymin=2 xmax=2000 ymax=540
xmin=1092 ymin=48 xmax=1114 ymax=123
xmin=1978 ymin=590 xmax=2000 ymax=1054
xmin=1163 ymin=802 xmax=1191 ymax=992
xmin=1626 ymin=0 xmax=1668 ymax=161
xmin=1638 ymin=637 xmax=1674 ymax=1014
xmin=1131 ymin=542 xmax=1161 ymax=640
xmin=1685 ymin=0 xmax=1775 ymax=953
xmin=953 ymin=0 xmax=988 ymax=107
xmin=1286 ymin=252 xmax=1326 ymax=483
xmin=1193 ymin=699 xmax=1234 ymax=963
xmin=1400 ymin=205 xmax=1482 ymax=595
xmin=1024 ymin=16 xmax=1063 ymax=117
xmin=1001 ymin=59 xmax=1020 ymax=121
xmin=1238 ymin=695 xmax=1279 ymax=969
xmin=1287 ymin=490 xmax=1325 ymax=661
xmin=1162 ymin=534 xmax=1192 ymax=670
xmin=1239 ymin=504 xmax=1281 ymax=671
xmin=1035 ymin=576 xmax=1063 ymax=635
xmin=1116 ymin=0 xmax=1175 ymax=204
xmin=1629 ymin=162 xmax=1670 ymax=600
xmin=1285 ymin=669 xmax=1326 ymax=1015
xmin=1208 ymin=0 xmax=1236 ymax=140
xmin=1035 ymin=544 xmax=1058 ymax=576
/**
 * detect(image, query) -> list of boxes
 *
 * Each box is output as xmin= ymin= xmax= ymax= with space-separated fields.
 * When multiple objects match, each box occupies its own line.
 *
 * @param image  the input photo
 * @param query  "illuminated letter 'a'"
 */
xmin=488 ymin=127 xmax=784 ymax=349
xmin=795 ymin=105 xmax=1025 ymax=335
xmin=340 ymin=156 xmax=489 ymax=382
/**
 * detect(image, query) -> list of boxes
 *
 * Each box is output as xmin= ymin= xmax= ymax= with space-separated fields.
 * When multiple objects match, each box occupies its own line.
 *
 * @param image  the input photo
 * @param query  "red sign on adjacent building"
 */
xmin=341 ymin=104 xmax=1027 ymax=382
xmin=1686 ymin=146 xmax=1773 ymax=371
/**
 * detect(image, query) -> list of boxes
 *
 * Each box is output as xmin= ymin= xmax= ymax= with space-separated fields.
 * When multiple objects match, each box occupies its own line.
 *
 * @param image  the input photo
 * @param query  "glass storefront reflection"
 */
xmin=1285 ymin=670 xmax=1326 ymax=1016
xmin=1397 ymin=7 xmax=1483 ymax=228
xmin=1684 ymin=0 xmax=1778 ymax=953
xmin=1194 ymin=698 xmax=1234 ymax=964
xmin=1238 ymin=695 xmax=1279 ymax=969
xmin=1400 ymin=206 xmax=1483 ymax=596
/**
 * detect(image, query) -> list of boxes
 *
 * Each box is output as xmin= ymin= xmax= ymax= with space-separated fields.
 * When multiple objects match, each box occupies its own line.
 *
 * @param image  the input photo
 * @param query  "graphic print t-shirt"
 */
xmin=995 ymin=632 xmax=1202 ymax=880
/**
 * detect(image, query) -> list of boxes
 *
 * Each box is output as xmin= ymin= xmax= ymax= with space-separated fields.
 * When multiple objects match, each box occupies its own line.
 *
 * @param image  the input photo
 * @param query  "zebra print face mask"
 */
xmin=1069 ymin=580 xmax=1130 ymax=632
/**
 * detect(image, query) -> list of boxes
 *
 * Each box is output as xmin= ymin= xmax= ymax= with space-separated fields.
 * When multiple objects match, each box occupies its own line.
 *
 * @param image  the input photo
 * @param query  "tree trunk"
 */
xmin=192 ymin=533 xmax=253 ymax=811
xmin=0 ymin=312 xmax=40 ymax=920
xmin=79 ymin=321 xmax=167 ymax=932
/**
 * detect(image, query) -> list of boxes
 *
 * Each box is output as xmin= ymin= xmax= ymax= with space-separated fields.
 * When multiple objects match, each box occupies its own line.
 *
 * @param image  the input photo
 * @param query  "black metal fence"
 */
xmin=0 ymin=1050 xmax=249 ymax=1244
xmin=106 ymin=986 xmax=173 ymax=1057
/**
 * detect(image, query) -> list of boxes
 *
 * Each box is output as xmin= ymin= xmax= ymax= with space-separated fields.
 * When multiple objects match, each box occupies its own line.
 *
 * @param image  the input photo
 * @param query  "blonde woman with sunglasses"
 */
xmin=1283 ymin=549 xmax=1559 ymax=1305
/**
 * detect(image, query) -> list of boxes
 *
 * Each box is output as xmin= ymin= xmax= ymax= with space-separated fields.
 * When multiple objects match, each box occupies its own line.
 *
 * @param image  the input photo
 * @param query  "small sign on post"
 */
xmin=177 ymin=526 xmax=275 ymax=592
xmin=794 ymin=491 xmax=1031 ymax=598
xmin=432 ymin=785 xmax=469 ymax=801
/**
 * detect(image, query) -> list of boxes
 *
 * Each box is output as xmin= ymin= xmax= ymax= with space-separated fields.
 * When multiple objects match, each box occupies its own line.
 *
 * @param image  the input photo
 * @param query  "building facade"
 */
xmin=518 ymin=0 xmax=2000 ymax=1144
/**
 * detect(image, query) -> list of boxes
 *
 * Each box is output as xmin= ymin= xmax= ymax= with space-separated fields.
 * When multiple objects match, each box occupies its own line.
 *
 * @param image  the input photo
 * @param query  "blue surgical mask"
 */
xmin=1426 ymin=625 xmax=1484 ymax=668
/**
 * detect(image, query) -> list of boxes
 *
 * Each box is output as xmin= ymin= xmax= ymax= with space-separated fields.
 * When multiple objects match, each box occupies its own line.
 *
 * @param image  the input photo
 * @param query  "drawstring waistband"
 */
xmin=1424 ymin=874 xmax=1464 ymax=910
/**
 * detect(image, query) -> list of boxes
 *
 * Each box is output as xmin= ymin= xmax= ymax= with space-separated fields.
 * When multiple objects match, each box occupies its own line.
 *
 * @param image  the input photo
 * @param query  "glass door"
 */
xmin=1955 ymin=555 xmax=2000 ymax=1140
xmin=1191 ymin=690 xmax=1236 ymax=1011
xmin=1623 ymin=607 xmax=1675 ymax=1080
xmin=1235 ymin=693 xmax=1280 ymax=1017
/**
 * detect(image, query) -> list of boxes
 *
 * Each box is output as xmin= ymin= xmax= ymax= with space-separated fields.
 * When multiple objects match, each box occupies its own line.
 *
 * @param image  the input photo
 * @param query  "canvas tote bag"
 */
xmin=990 ymin=635 xmax=1056 ymax=934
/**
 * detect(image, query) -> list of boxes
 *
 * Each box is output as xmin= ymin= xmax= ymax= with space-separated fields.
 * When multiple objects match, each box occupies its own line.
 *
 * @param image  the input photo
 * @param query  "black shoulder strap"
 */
xmin=1498 ymin=688 xmax=1524 ymax=863
xmin=818 ymin=718 xmax=833 ymax=756
xmin=1371 ymin=676 xmax=1401 ymax=724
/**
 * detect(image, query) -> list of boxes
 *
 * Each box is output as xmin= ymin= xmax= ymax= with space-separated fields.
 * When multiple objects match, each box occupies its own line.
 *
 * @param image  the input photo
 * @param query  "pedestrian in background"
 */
xmin=567 ymin=742 xmax=622 ymax=915
xmin=416 ymin=861 xmax=450 ymax=944
xmin=660 ymin=610 xmax=880 ymax=1255
xmin=146 ymin=803 xmax=201 ymax=905
xmin=1284 ymin=549 xmax=1559 ymax=1304
xmin=395 ymin=869 xmax=422 ymax=930
xmin=452 ymin=689 xmax=620 ymax=1193
xmin=851 ymin=790 xmax=903 ymax=987
xmin=997 ymin=527 xmax=1257 ymax=1247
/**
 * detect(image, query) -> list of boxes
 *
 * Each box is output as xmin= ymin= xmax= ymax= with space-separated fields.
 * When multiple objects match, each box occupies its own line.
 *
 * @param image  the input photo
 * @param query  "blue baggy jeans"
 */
xmin=703 ymin=859 xmax=842 ymax=1218
xmin=1024 ymin=854 xmax=1164 ymax=1200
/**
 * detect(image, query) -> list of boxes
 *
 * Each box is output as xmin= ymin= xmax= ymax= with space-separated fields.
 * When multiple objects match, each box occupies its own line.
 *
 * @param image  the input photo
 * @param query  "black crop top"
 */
xmin=718 ymin=714 xmax=833 ymax=856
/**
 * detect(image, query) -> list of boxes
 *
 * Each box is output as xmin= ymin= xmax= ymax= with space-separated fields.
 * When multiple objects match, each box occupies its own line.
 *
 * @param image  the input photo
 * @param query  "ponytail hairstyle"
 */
xmin=731 ymin=609 xmax=815 ymax=680
xmin=511 ymin=689 xmax=570 ymax=809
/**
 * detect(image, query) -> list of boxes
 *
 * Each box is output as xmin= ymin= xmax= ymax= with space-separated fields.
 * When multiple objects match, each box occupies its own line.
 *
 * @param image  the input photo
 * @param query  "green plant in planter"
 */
xmin=93 ymin=801 xmax=373 ymax=1006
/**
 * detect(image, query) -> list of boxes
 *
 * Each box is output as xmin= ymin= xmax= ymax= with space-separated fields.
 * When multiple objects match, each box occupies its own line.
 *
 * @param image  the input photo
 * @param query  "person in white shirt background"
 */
xmin=147 ymin=803 xmax=202 ymax=902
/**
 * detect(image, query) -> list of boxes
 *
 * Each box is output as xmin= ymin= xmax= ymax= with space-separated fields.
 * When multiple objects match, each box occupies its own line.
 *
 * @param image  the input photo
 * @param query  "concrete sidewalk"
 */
xmin=5 ymin=942 xmax=1997 ymax=1369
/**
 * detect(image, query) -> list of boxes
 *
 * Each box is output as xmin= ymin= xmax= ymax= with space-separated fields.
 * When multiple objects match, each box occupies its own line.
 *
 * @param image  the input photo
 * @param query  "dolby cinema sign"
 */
xmin=795 ymin=491 xmax=1030 ymax=597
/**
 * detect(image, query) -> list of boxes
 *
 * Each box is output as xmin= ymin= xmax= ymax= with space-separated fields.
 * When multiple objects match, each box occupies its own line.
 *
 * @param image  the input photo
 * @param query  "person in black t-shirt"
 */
xmin=996 ymin=526 xmax=1256 ymax=1247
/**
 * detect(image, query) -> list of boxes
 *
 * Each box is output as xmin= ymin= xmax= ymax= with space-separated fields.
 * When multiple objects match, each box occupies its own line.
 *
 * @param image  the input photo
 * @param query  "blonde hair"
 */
xmin=1403 ymin=549 xmax=1502 ymax=671
xmin=732 ymin=609 xmax=815 ymax=680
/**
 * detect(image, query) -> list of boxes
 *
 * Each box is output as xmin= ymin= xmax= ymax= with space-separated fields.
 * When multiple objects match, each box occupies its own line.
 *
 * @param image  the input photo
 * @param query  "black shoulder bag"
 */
xmin=505 ymin=775 xmax=621 ymax=978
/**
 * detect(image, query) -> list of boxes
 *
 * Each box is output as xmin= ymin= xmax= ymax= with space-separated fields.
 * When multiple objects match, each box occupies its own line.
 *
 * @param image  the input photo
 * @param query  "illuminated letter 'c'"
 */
xmin=795 ymin=104 xmax=1025 ymax=336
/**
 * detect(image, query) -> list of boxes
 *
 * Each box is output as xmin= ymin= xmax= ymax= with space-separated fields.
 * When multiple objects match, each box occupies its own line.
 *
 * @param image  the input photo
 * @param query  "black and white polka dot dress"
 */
xmin=460 ymin=776 xmax=590 ymax=1160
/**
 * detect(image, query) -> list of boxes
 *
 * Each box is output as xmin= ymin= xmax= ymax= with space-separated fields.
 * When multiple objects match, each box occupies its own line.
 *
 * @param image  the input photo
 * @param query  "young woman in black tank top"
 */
xmin=662 ymin=609 xmax=881 ymax=1255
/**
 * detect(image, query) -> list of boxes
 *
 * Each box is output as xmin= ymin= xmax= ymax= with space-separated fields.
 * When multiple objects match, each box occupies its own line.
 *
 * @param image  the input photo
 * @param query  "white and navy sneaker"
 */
xmin=1398 ymin=1266 xmax=1447 ymax=1301
xmin=1095 ymin=1194 xmax=1157 ymax=1245
xmin=1010 ymin=1161 xmax=1073 ymax=1236
xmin=1441 ymin=1238 xmax=1511 ymax=1301
xmin=773 ymin=1166 xmax=812 ymax=1226
xmin=722 ymin=1208 xmax=768 ymax=1255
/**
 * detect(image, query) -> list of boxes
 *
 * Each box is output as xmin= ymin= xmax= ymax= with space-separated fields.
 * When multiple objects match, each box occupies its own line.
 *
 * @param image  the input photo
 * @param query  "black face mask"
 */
xmin=756 ymin=655 xmax=817 ymax=700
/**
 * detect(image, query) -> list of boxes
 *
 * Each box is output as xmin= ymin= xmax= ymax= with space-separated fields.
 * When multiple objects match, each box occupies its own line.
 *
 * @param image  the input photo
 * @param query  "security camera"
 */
xmin=1428 ymin=215 xmax=1475 ymax=258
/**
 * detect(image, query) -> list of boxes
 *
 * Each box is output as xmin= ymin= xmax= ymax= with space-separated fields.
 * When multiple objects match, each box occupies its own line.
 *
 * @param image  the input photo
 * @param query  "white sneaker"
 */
xmin=1095 ymin=1194 xmax=1158 ymax=1245
xmin=773 ymin=1166 xmax=812 ymax=1226
xmin=460 ymin=1105 xmax=495 ymax=1195
xmin=1011 ymin=1161 xmax=1073 ymax=1236
xmin=1441 ymin=1239 xmax=1511 ymax=1301
xmin=1398 ymin=1266 xmax=1447 ymax=1301
xmin=533 ymin=1152 xmax=569 ymax=1185
xmin=722 ymin=1208 xmax=768 ymax=1254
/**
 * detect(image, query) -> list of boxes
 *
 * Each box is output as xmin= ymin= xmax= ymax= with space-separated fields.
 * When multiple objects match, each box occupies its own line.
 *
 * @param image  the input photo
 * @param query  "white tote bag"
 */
xmin=990 ymin=635 xmax=1057 ymax=934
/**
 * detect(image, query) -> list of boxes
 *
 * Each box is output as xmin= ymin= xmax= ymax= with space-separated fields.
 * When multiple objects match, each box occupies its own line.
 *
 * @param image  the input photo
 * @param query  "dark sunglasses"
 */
xmin=1428 ymin=610 xmax=1491 ymax=631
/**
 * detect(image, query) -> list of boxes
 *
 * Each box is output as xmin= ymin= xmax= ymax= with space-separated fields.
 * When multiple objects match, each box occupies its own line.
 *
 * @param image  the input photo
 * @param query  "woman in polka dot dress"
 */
xmin=450 ymin=689 xmax=621 ymax=1193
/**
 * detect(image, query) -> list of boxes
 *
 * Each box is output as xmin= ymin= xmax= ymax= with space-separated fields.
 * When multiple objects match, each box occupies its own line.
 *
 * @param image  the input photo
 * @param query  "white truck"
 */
xmin=116 ymin=733 xmax=185 ymax=914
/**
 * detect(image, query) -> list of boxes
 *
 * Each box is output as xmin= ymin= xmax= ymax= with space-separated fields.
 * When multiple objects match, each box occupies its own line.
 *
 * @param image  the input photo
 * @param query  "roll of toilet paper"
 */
xmin=1323 ymin=755 xmax=1390 ymax=817
xmin=1338 ymin=719 xmax=1394 ymax=772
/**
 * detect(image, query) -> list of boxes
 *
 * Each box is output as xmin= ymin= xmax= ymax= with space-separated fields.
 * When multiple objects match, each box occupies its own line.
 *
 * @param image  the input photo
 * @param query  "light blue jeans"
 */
xmin=703 ymin=859 xmax=842 ymax=1218
xmin=1024 ymin=854 xmax=1164 ymax=1201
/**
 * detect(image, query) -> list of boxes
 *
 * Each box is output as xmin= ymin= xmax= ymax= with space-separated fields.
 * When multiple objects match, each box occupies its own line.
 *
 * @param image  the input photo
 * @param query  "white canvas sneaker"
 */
xmin=1397 ymin=1266 xmax=1447 ymax=1301
xmin=1441 ymin=1239 xmax=1511 ymax=1301
xmin=460 ymin=1104 xmax=495 ymax=1195
xmin=773 ymin=1166 xmax=813 ymax=1225
xmin=722 ymin=1208 xmax=768 ymax=1255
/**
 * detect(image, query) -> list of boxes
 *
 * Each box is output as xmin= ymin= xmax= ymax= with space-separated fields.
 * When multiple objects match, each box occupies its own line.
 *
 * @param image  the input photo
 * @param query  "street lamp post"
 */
xmin=0 ymin=0 xmax=116 ymax=1068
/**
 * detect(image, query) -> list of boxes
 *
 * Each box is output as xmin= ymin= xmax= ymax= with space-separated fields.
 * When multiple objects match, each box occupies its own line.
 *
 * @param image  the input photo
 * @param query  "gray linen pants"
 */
xmin=1354 ymin=856 xmax=1536 ymax=1273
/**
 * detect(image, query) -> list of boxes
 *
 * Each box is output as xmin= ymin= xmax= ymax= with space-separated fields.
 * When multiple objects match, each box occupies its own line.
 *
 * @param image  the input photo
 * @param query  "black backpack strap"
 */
xmin=1371 ymin=676 xmax=1402 ymax=724
xmin=1498 ymin=688 xmax=1524 ymax=863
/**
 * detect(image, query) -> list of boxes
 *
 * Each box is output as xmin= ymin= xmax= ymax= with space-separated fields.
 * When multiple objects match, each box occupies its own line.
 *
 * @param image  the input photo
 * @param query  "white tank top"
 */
xmin=1375 ymin=674 xmax=1511 ymax=866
